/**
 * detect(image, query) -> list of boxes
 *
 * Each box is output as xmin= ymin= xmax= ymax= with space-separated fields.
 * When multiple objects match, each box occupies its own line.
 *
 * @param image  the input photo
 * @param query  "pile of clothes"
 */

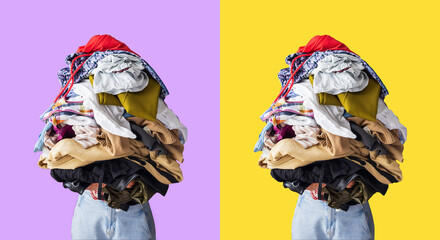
xmin=34 ymin=35 xmax=187 ymax=211
xmin=254 ymin=35 xmax=406 ymax=211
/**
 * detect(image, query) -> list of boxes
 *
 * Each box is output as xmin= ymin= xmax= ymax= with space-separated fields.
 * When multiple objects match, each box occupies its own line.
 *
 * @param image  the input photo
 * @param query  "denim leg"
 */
xmin=292 ymin=191 xmax=331 ymax=240
xmin=292 ymin=191 xmax=374 ymax=240
xmin=71 ymin=191 xmax=156 ymax=240
xmin=113 ymin=203 xmax=154 ymax=240
xmin=142 ymin=202 xmax=156 ymax=240
xmin=362 ymin=202 xmax=374 ymax=239
xmin=71 ymin=191 xmax=110 ymax=239
xmin=333 ymin=202 xmax=374 ymax=240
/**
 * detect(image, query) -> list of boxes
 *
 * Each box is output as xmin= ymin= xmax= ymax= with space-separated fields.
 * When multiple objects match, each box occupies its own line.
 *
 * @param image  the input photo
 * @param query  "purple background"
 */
xmin=0 ymin=1 xmax=219 ymax=239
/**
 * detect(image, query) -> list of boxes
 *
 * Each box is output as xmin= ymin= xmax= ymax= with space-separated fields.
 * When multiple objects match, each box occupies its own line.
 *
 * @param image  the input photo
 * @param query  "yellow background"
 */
xmin=221 ymin=0 xmax=440 ymax=239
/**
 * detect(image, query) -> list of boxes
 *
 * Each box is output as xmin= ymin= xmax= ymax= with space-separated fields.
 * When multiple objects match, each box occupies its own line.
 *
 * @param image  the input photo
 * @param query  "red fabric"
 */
xmin=53 ymin=35 xmax=139 ymax=103
xmin=76 ymin=34 xmax=139 ymax=55
xmin=297 ymin=35 xmax=354 ymax=54
xmin=273 ymin=35 xmax=357 ymax=103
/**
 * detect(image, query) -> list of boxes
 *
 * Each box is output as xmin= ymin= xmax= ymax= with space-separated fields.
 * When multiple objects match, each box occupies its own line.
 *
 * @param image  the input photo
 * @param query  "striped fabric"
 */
xmin=261 ymin=93 xmax=314 ymax=122
xmin=291 ymin=125 xmax=321 ymax=148
xmin=40 ymin=89 xmax=96 ymax=127
xmin=269 ymin=112 xmax=317 ymax=127
xmin=41 ymin=91 xmax=94 ymax=121
xmin=72 ymin=125 xmax=101 ymax=148
xmin=48 ymin=112 xmax=96 ymax=126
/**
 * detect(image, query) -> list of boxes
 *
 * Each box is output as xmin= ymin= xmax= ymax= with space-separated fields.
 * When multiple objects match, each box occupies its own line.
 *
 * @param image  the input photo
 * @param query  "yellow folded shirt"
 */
xmin=89 ymin=73 xmax=161 ymax=121
xmin=309 ymin=75 xmax=380 ymax=121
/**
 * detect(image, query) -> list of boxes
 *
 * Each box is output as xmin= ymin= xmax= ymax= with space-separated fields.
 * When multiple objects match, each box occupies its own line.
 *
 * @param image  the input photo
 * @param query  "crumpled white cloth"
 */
xmin=277 ymin=115 xmax=318 ymax=127
xmin=91 ymin=54 xmax=149 ymax=95
xmin=376 ymin=99 xmax=407 ymax=143
xmin=59 ymin=115 xmax=98 ymax=127
xmin=292 ymin=81 xmax=356 ymax=139
xmin=156 ymin=99 xmax=188 ymax=143
xmin=311 ymin=54 xmax=369 ymax=95
xmin=73 ymin=80 xmax=136 ymax=139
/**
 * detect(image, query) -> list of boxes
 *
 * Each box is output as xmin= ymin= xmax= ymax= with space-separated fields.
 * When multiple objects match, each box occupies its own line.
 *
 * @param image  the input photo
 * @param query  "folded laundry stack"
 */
xmin=254 ymin=35 xmax=406 ymax=211
xmin=34 ymin=35 xmax=187 ymax=211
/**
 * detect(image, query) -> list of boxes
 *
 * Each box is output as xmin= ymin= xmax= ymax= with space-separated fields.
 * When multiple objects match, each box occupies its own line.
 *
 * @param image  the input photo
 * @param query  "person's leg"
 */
xmin=332 ymin=201 xmax=374 ymax=240
xmin=71 ymin=191 xmax=111 ymax=240
xmin=112 ymin=202 xmax=155 ymax=240
xmin=292 ymin=191 xmax=375 ymax=240
xmin=291 ymin=191 xmax=330 ymax=240
xmin=72 ymin=191 xmax=156 ymax=240
xmin=363 ymin=202 xmax=375 ymax=239
xmin=142 ymin=202 xmax=156 ymax=240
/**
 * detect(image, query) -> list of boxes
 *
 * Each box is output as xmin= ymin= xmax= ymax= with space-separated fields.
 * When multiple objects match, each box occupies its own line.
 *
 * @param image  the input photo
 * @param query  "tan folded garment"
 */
xmin=348 ymin=117 xmax=404 ymax=162
xmin=150 ymin=151 xmax=183 ymax=182
xmin=96 ymin=128 xmax=134 ymax=156
xmin=316 ymin=129 xmax=354 ymax=156
xmin=115 ymin=138 xmax=183 ymax=184
xmin=127 ymin=117 xmax=184 ymax=163
xmin=38 ymin=139 xmax=134 ymax=169
xmin=260 ymin=129 xmax=403 ymax=184
xmin=125 ymin=152 xmax=183 ymax=185
xmin=259 ymin=139 xmax=353 ymax=169
xmin=39 ymin=133 xmax=184 ymax=184
xmin=370 ymin=153 xmax=402 ymax=182
xmin=316 ymin=127 xmax=402 ymax=182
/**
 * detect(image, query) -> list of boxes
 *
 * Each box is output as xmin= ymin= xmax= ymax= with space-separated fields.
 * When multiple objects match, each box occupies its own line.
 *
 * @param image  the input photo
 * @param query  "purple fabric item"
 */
xmin=276 ymin=125 xmax=296 ymax=141
xmin=53 ymin=124 xmax=76 ymax=141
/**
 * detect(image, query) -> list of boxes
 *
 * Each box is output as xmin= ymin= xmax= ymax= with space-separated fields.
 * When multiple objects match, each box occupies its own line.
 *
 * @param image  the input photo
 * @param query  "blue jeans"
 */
xmin=71 ymin=191 xmax=156 ymax=240
xmin=292 ymin=190 xmax=374 ymax=240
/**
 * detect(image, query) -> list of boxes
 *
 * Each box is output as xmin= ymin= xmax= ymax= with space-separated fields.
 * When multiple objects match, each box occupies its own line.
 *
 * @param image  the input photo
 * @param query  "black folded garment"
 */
xmin=271 ymin=157 xmax=388 ymax=196
xmin=50 ymin=157 xmax=169 ymax=197
xmin=282 ymin=180 xmax=310 ymax=195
